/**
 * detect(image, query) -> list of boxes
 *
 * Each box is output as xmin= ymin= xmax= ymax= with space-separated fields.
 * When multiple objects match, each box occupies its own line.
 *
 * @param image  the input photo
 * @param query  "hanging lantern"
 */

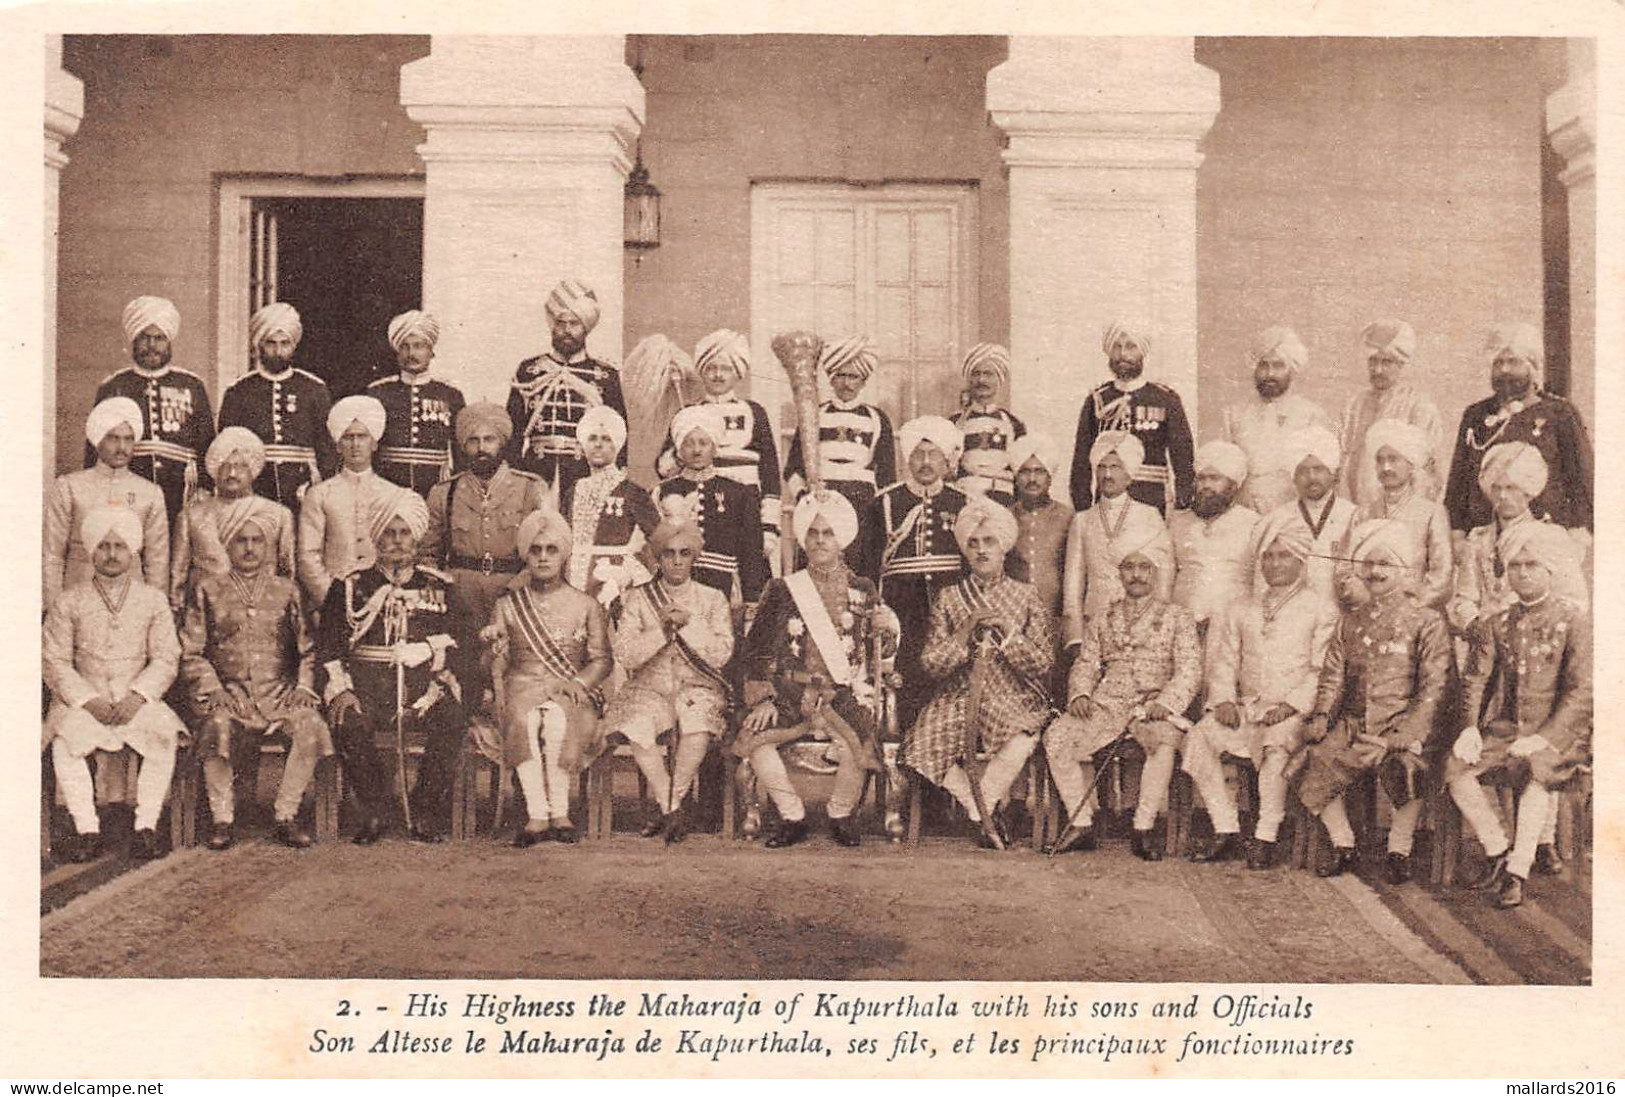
xmin=624 ymin=155 xmax=661 ymax=252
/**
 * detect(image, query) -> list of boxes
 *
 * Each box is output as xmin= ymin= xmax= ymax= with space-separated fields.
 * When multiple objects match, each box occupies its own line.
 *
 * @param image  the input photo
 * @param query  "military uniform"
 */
xmin=783 ymin=399 xmax=898 ymax=528
xmin=1444 ymin=392 xmax=1593 ymax=534
xmin=218 ymin=365 xmax=336 ymax=509
xmin=170 ymin=494 xmax=296 ymax=612
xmin=1168 ymin=504 xmax=1262 ymax=629
xmin=655 ymin=395 xmax=783 ymax=543
xmin=44 ymin=466 xmax=169 ymax=607
xmin=368 ymin=374 xmax=466 ymax=496
xmin=562 ymin=469 xmax=660 ymax=610
xmin=506 ymin=351 xmax=627 ymax=502
xmin=86 ymin=364 xmax=216 ymax=526
xmin=1069 ymin=379 xmax=1195 ymax=514
xmin=658 ymin=475 xmax=768 ymax=605
xmin=950 ymin=404 xmax=1025 ymax=504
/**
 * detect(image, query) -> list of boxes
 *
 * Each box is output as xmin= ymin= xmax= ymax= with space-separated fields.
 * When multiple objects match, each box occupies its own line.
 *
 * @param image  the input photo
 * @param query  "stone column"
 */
xmin=400 ymin=36 xmax=644 ymax=403
xmin=1545 ymin=39 xmax=1596 ymax=426
xmin=44 ymin=34 xmax=83 ymax=482
xmin=987 ymin=37 xmax=1219 ymax=503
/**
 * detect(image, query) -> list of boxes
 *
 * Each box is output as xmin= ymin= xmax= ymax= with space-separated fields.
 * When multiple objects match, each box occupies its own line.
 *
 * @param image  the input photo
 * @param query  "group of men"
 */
xmin=42 ymin=283 xmax=1592 ymax=911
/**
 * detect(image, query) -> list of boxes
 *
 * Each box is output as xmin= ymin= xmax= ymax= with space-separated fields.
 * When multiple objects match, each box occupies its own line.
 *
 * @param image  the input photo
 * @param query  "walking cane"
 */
xmin=963 ymin=627 xmax=1006 ymax=850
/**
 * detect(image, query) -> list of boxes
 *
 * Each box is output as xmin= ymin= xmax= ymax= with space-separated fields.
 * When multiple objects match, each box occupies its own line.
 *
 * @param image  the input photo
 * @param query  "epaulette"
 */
xmin=166 ymin=365 xmax=204 ymax=382
xmin=290 ymin=367 xmax=327 ymax=386
xmin=507 ymin=468 xmax=543 ymax=482
xmin=417 ymin=564 xmax=454 ymax=584
xmin=875 ymin=480 xmax=910 ymax=499
xmin=365 ymin=376 xmax=394 ymax=389
xmin=1147 ymin=380 xmax=1176 ymax=393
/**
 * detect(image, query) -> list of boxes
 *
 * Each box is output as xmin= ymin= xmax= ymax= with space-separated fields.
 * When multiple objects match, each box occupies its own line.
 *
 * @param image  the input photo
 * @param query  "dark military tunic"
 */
xmin=505 ymin=351 xmax=627 ymax=501
xmin=783 ymin=399 xmax=898 ymax=527
xmin=1070 ymin=378 xmax=1196 ymax=514
xmin=367 ymin=374 xmax=466 ymax=496
xmin=658 ymin=474 xmax=768 ymax=605
xmin=217 ymin=365 xmax=337 ymax=509
xmin=86 ymin=364 xmax=216 ymax=526
xmin=1444 ymin=391 xmax=1593 ymax=533
xmin=654 ymin=395 xmax=783 ymax=542
xmin=950 ymin=403 xmax=1025 ymax=505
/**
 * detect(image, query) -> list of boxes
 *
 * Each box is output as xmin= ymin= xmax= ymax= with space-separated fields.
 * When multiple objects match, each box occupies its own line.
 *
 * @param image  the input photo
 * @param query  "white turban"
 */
xmin=694 ymin=329 xmax=751 ymax=378
xmin=518 ymin=508 xmax=573 ymax=559
xmin=218 ymin=496 xmax=279 ymax=548
xmin=1251 ymin=508 xmax=1314 ymax=562
xmin=1196 ymin=441 xmax=1249 ymax=487
xmin=1289 ymin=424 xmax=1342 ymax=474
xmin=1008 ymin=433 xmax=1061 ymax=476
xmin=205 ymin=426 xmax=267 ymax=481
xmin=1498 ymin=519 xmax=1577 ymax=574
xmin=85 ymin=396 xmax=143 ymax=447
xmin=1101 ymin=320 xmax=1152 ymax=359
xmin=953 ymin=497 xmax=1019 ymax=555
xmin=961 ymin=342 xmax=1010 ymax=385
xmin=249 ymin=302 xmax=302 ymax=350
xmin=818 ymin=334 xmax=877 ymax=380
xmin=670 ymin=404 xmax=727 ymax=449
xmin=1111 ymin=522 xmax=1172 ymax=572
xmin=899 ymin=415 xmax=962 ymax=465
xmin=545 ymin=278 xmax=601 ymax=332
xmin=1478 ymin=441 xmax=1549 ymax=499
xmin=121 ymin=295 xmax=180 ymax=346
xmin=368 ymin=486 xmax=430 ymax=546
xmin=1364 ymin=418 xmax=1429 ymax=471
xmin=1349 ymin=519 xmax=1411 ymax=569
xmin=81 ymin=506 xmax=143 ymax=554
xmin=1248 ymin=326 xmax=1308 ymax=374
xmin=576 ymin=405 xmax=628 ymax=455
xmin=649 ymin=518 xmax=704 ymax=557
xmin=1089 ymin=431 xmax=1146 ymax=480
xmin=327 ymin=395 xmax=387 ymax=443
xmin=1360 ymin=319 xmax=1416 ymax=363
xmin=1483 ymin=322 xmax=1543 ymax=370
xmin=387 ymin=310 xmax=440 ymax=352
xmin=792 ymin=489 xmax=859 ymax=550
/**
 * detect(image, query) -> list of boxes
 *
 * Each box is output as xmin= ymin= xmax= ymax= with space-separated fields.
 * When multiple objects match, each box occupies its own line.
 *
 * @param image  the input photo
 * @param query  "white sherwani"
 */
xmin=1254 ymin=494 xmax=1358 ymax=611
xmin=605 ymin=579 xmax=736 ymax=749
xmin=1351 ymin=487 xmax=1453 ymax=610
xmin=44 ymin=465 xmax=169 ymax=606
xmin=1060 ymin=494 xmax=1172 ymax=646
xmin=1221 ymin=393 xmax=1336 ymax=515
xmin=1169 ymin=505 xmax=1262 ymax=627
xmin=1337 ymin=383 xmax=1446 ymax=506
xmin=297 ymin=467 xmax=396 ymax=603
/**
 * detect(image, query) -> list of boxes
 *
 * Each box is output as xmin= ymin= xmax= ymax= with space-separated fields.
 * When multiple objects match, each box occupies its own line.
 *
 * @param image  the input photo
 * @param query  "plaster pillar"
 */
xmin=1545 ymin=40 xmax=1596 ymax=426
xmin=401 ymin=36 xmax=644 ymax=403
xmin=44 ymin=34 xmax=83 ymax=482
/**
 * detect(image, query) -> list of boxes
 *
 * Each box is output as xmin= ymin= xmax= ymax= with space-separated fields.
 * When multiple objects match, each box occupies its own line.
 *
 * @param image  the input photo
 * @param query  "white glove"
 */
xmin=1452 ymin=725 xmax=1483 ymax=765
xmin=1509 ymin=734 xmax=1552 ymax=759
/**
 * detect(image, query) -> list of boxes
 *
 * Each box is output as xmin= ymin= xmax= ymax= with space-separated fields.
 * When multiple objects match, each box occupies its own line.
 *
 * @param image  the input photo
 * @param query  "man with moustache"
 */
xmin=170 ymin=427 xmax=297 ymax=612
xmin=1350 ymin=419 xmax=1453 ymax=611
xmin=1168 ymin=442 xmax=1261 ymax=639
xmin=297 ymin=395 xmax=399 ymax=608
xmin=1221 ymin=326 xmax=1336 ymax=516
xmin=1336 ymin=320 xmax=1445 ymax=506
xmin=1070 ymin=321 xmax=1195 ymax=515
xmin=1005 ymin=434 xmax=1073 ymax=624
xmin=783 ymin=334 xmax=898 ymax=535
xmin=949 ymin=343 xmax=1026 ymax=506
xmin=368 ymin=310 xmax=466 ymax=497
xmin=1250 ymin=426 xmax=1357 ymax=613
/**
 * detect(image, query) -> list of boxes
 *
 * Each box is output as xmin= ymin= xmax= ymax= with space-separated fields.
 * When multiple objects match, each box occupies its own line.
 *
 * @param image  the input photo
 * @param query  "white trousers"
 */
xmin=1188 ymin=748 xmax=1292 ymax=842
xmin=750 ymin=740 xmax=864 ymax=822
xmin=203 ymin=742 xmax=318 ymax=825
xmin=514 ymin=703 xmax=571 ymax=824
xmin=1318 ymin=793 xmax=1422 ymax=854
xmin=629 ymin=733 xmax=711 ymax=814
xmin=1449 ymin=775 xmax=1552 ymax=879
xmin=53 ymin=738 xmax=175 ymax=834
xmin=1047 ymin=742 xmax=1178 ymax=831
xmin=939 ymin=734 xmax=1038 ymax=821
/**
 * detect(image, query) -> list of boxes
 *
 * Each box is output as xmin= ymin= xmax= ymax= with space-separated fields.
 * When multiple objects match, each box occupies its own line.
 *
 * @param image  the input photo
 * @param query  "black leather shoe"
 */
xmin=1466 ymin=851 xmax=1508 ymax=890
xmin=1495 ymin=872 xmax=1526 ymax=909
xmin=1043 ymin=823 xmax=1097 ymax=856
xmin=765 ymin=819 xmax=809 ymax=849
xmin=1191 ymin=833 xmax=1242 ymax=864
xmin=552 ymin=825 xmax=580 ymax=845
xmin=205 ymin=823 xmax=236 ymax=851
xmin=1385 ymin=852 xmax=1412 ymax=886
xmin=1316 ymin=846 xmax=1358 ymax=878
xmin=273 ymin=821 xmax=314 ymax=849
xmin=352 ymin=816 xmax=383 ymax=846
xmin=1533 ymin=843 xmax=1566 ymax=877
xmin=512 ymin=825 xmax=551 ymax=849
xmin=130 ymin=828 xmax=165 ymax=862
xmin=409 ymin=824 xmax=446 ymax=844
xmin=1246 ymin=838 xmax=1275 ymax=871
xmin=663 ymin=808 xmax=690 ymax=845
xmin=640 ymin=814 xmax=670 ymax=839
xmin=989 ymin=806 xmax=1013 ymax=850
xmin=63 ymin=832 xmax=100 ymax=864
xmin=1131 ymin=828 xmax=1163 ymax=862
xmin=830 ymin=817 xmax=861 ymax=848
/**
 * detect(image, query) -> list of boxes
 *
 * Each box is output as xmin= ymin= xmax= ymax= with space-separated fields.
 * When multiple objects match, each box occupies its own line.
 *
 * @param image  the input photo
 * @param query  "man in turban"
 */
xmin=1350 ymin=418 xmax=1453 ymax=610
xmin=564 ymin=406 xmax=659 ymax=613
xmin=315 ymin=486 xmax=463 ymax=844
xmin=86 ymin=295 xmax=216 ymax=527
xmin=1296 ymin=519 xmax=1454 ymax=883
xmin=217 ymin=302 xmax=336 ymax=509
xmin=784 ymin=334 xmax=898 ymax=540
xmin=484 ymin=507 xmax=613 ymax=847
xmin=46 ymin=397 xmax=169 ymax=606
xmin=1044 ymin=524 xmax=1200 ymax=859
xmin=296 ymin=395 xmax=401 ymax=607
xmin=736 ymin=491 xmax=898 ymax=849
xmin=180 ymin=505 xmax=332 ymax=850
xmin=1336 ymin=320 xmax=1445 ymax=506
xmin=368 ymin=309 xmax=466 ymax=497
xmin=1070 ymin=321 xmax=1195 ymax=515
xmin=654 ymin=329 xmax=785 ymax=561
xmin=1444 ymin=322 xmax=1592 ymax=539
xmin=1168 ymin=441 xmax=1261 ymax=634
xmin=506 ymin=278 xmax=628 ymax=506
xmin=1005 ymin=434 xmax=1074 ymax=623
xmin=601 ymin=517 xmax=735 ymax=843
xmin=903 ymin=498 xmax=1057 ymax=849
xmin=1183 ymin=514 xmax=1338 ymax=868
xmin=170 ymin=426 xmax=297 ymax=611
xmin=1221 ymin=326 xmax=1336 ymax=515
xmin=43 ymin=506 xmax=185 ymax=863
xmin=1250 ymin=425 xmax=1357 ymax=613
xmin=949 ymin=342 xmax=1027 ymax=505
xmin=1061 ymin=431 xmax=1173 ymax=651
xmin=1446 ymin=519 xmax=1591 ymax=908
xmin=658 ymin=404 xmax=769 ymax=608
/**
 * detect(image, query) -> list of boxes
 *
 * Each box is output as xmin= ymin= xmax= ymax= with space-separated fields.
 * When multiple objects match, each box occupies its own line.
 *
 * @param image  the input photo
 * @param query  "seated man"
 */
xmin=171 ymin=426 xmax=297 ymax=612
xmin=485 ymin=509 xmax=613 ymax=847
xmin=1044 ymin=528 xmax=1200 ymax=858
xmin=180 ymin=507 xmax=332 ymax=850
xmin=562 ymin=405 xmax=659 ymax=614
xmin=659 ymin=404 xmax=769 ymax=609
xmin=1351 ymin=418 xmax=1453 ymax=610
xmin=316 ymin=487 xmax=464 ymax=845
xmin=736 ymin=491 xmax=896 ymax=849
xmin=1446 ymin=521 xmax=1590 ymax=908
xmin=904 ymin=498 xmax=1057 ymax=850
xmin=42 ymin=507 xmax=185 ymax=863
xmin=1296 ymin=520 xmax=1454 ymax=882
xmin=1183 ymin=515 xmax=1337 ymax=868
xmin=1061 ymin=431 xmax=1171 ymax=650
xmin=602 ymin=518 xmax=735 ymax=843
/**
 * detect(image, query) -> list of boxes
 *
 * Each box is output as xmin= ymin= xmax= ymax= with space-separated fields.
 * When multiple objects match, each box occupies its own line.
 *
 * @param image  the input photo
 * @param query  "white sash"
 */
xmin=784 ymin=570 xmax=853 ymax=687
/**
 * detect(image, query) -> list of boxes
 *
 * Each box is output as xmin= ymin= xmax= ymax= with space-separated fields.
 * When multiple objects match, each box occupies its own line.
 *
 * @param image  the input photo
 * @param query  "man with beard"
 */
xmin=1005 ymin=434 xmax=1073 ymax=624
xmin=1168 ymin=442 xmax=1261 ymax=639
xmin=1252 ymin=425 xmax=1357 ymax=613
xmin=949 ymin=343 xmax=1026 ymax=506
xmin=170 ymin=427 xmax=297 ymax=612
xmin=506 ymin=279 xmax=628 ymax=508
xmin=1350 ymin=419 xmax=1453 ymax=611
xmin=87 ymin=295 xmax=215 ymax=527
xmin=218 ymin=302 xmax=337 ymax=510
xmin=1069 ymin=321 xmax=1195 ymax=515
xmin=368 ymin=310 xmax=466 ymax=497
xmin=1443 ymin=323 xmax=1592 ymax=541
xmin=1336 ymin=320 xmax=1445 ymax=506
xmin=1221 ymin=326 xmax=1336 ymax=516
xmin=297 ymin=396 xmax=400 ymax=608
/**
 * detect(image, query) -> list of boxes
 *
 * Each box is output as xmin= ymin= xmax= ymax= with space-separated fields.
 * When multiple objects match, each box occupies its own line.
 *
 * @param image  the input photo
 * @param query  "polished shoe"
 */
xmin=511 ymin=824 xmax=552 ymax=849
xmin=1316 ymin=846 xmax=1359 ymax=878
xmin=273 ymin=821 xmax=314 ymax=850
xmin=205 ymin=823 xmax=236 ymax=851
xmin=130 ymin=828 xmax=165 ymax=862
xmin=830 ymin=817 xmax=862 ymax=848
xmin=1246 ymin=838 xmax=1275 ymax=871
xmin=62 ymin=832 xmax=100 ymax=864
xmin=408 ymin=824 xmax=446 ymax=845
xmin=1533 ymin=843 xmax=1566 ymax=877
xmin=1043 ymin=823 xmax=1097 ymax=856
xmin=764 ymin=819 xmax=809 ymax=849
xmin=552 ymin=825 xmax=580 ymax=845
xmin=1384 ymin=851 xmax=1412 ymax=886
xmin=989 ymin=806 xmax=1013 ymax=850
xmin=352 ymin=816 xmax=383 ymax=846
xmin=1190 ymin=833 xmax=1243 ymax=864
xmin=663 ymin=808 xmax=691 ymax=846
xmin=1465 ymin=851 xmax=1508 ymax=891
xmin=1131 ymin=827 xmax=1163 ymax=862
xmin=640 ymin=813 xmax=670 ymax=839
xmin=1495 ymin=872 xmax=1526 ymax=909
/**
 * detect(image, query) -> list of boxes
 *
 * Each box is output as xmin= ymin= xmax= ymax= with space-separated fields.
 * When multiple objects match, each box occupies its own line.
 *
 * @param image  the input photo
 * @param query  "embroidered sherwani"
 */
xmin=88 ymin=363 xmax=216 ymax=525
xmin=603 ymin=579 xmax=735 ymax=750
xmin=44 ymin=465 xmax=169 ymax=607
xmin=562 ymin=468 xmax=660 ymax=611
xmin=489 ymin=583 xmax=612 ymax=771
xmin=1070 ymin=378 xmax=1196 ymax=514
xmin=1060 ymin=493 xmax=1172 ymax=646
xmin=1221 ymin=393 xmax=1336 ymax=516
xmin=170 ymin=493 xmax=296 ymax=611
xmin=950 ymin=403 xmax=1025 ymax=504
xmin=297 ymin=467 xmax=399 ymax=605
xmin=1350 ymin=487 xmax=1454 ymax=610
xmin=1338 ymin=383 xmax=1446 ymax=506
xmin=217 ymin=364 xmax=336 ymax=509
xmin=368 ymin=373 xmax=465 ymax=496
xmin=1254 ymin=494 xmax=1357 ymax=611
xmin=506 ymin=350 xmax=627 ymax=503
xmin=1448 ymin=515 xmax=1589 ymax=639
xmin=1168 ymin=504 xmax=1262 ymax=628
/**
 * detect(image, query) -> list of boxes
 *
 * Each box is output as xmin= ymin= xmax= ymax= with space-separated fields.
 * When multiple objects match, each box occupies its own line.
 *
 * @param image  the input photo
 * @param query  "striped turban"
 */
xmin=545 ymin=278 xmax=601 ymax=332
xmin=249 ymin=302 xmax=302 ymax=350
xmin=121 ymin=295 xmax=180 ymax=345
xmin=1364 ymin=418 xmax=1429 ymax=471
xmin=82 ymin=506 xmax=144 ymax=554
xmin=576 ymin=405 xmax=628 ymax=455
xmin=694 ymin=329 xmax=751 ymax=378
xmin=518 ymin=508 xmax=573 ymax=558
xmin=961 ymin=342 xmax=1011 ymax=385
xmin=1498 ymin=519 xmax=1577 ymax=574
xmin=1349 ymin=519 xmax=1411 ymax=569
xmin=1289 ymin=424 xmax=1342 ymax=473
xmin=85 ymin=397 xmax=143 ymax=447
xmin=1008 ymin=433 xmax=1061 ymax=475
xmin=1483 ymin=322 xmax=1544 ymax=382
xmin=218 ymin=496 xmax=279 ymax=549
xmin=649 ymin=518 xmax=704 ymax=557
xmin=368 ymin=486 xmax=430 ymax=546
xmin=205 ymin=426 xmax=267 ymax=481
xmin=387 ymin=310 xmax=440 ymax=352
xmin=455 ymin=400 xmax=513 ymax=446
xmin=1112 ymin=522 xmax=1172 ymax=572
xmin=792 ymin=489 xmax=859 ymax=549
xmin=327 ymin=395 xmax=387 ymax=443
xmin=954 ymin=497 xmax=1020 ymax=555
xmin=1252 ymin=508 xmax=1313 ymax=562
xmin=1248 ymin=326 xmax=1308 ymax=374
xmin=899 ymin=415 xmax=962 ymax=465
xmin=670 ymin=404 xmax=727 ymax=448
xmin=818 ymin=334 xmax=877 ymax=380
xmin=1196 ymin=441 xmax=1249 ymax=487
xmin=1360 ymin=319 xmax=1415 ymax=363
xmin=1478 ymin=442 xmax=1548 ymax=499
xmin=1089 ymin=430 xmax=1145 ymax=480
xmin=1101 ymin=320 xmax=1152 ymax=359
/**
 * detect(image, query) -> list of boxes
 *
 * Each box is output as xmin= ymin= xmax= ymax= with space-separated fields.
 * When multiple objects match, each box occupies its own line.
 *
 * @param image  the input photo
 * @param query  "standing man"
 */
xmin=1444 ymin=322 xmax=1592 ymax=541
xmin=1351 ymin=419 xmax=1453 ymax=611
xmin=1061 ymin=432 xmax=1173 ymax=649
xmin=950 ymin=343 xmax=1026 ymax=505
xmin=658 ymin=405 xmax=769 ymax=609
xmin=170 ymin=427 xmax=297 ymax=612
xmin=1168 ymin=442 xmax=1261 ymax=636
xmin=369 ymin=310 xmax=465 ymax=497
xmin=1337 ymin=320 xmax=1445 ymax=506
xmin=783 ymin=334 xmax=897 ymax=531
xmin=1221 ymin=326 xmax=1335 ymax=516
xmin=297 ymin=395 xmax=398 ymax=608
xmin=1005 ymin=434 xmax=1074 ymax=624
xmin=1252 ymin=426 xmax=1357 ymax=612
xmin=218 ymin=302 xmax=336 ymax=510
xmin=507 ymin=278 xmax=628 ymax=507
xmin=563 ymin=407 xmax=660 ymax=613
xmin=87 ymin=295 xmax=215 ymax=527
xmin=1070 ymin=321 xmax=1195 ymax=515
